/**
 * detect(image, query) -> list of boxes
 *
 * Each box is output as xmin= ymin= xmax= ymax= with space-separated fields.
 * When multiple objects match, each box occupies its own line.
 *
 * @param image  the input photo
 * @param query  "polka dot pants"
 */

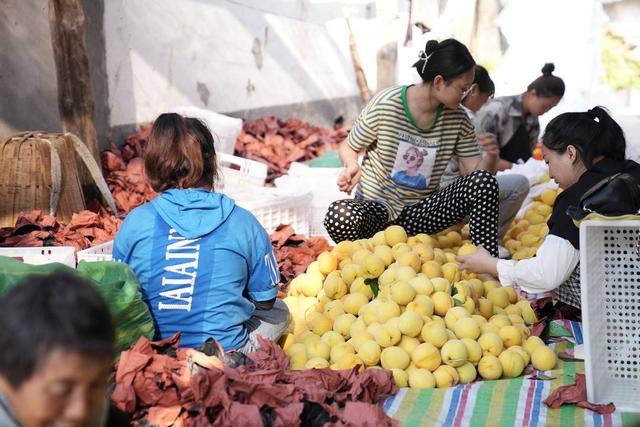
xmin=323 ymin=199 xmax=389 ymax=242
xmin=324 ymin=170 xmax=499 ymax=256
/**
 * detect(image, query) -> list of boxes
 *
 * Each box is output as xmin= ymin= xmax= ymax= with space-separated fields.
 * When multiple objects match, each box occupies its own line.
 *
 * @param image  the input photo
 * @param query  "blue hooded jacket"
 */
xmin=113 ymin=189 xmax=280 ymax=350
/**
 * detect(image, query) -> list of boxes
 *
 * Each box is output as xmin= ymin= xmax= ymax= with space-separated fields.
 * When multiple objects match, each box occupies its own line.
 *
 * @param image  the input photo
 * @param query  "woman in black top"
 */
xmin=458 ymin=106 xmax=640 ymax=313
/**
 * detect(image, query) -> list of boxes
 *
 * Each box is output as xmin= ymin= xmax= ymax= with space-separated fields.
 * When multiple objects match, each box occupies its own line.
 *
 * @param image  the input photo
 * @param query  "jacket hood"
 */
xmin=150 ymin=189 xmax=235 ymax=239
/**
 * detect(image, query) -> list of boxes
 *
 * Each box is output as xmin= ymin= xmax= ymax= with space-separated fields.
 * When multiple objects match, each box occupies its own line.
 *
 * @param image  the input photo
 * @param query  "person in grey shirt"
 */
xmin=441 ymin=65 xmax=530 ymax=254
xmin=476 ymin=63 xmax=565 ymax=170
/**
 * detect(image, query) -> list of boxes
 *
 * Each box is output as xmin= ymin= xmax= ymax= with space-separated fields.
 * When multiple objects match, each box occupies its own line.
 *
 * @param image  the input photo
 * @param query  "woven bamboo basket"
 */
xmin=0 ymin=131 xmax=116 ymax=227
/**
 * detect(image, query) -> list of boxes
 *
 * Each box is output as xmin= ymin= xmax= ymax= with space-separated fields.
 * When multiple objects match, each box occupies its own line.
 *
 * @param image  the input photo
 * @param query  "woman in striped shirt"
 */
xmin=324 ymin=39 xmax=501 ymax=256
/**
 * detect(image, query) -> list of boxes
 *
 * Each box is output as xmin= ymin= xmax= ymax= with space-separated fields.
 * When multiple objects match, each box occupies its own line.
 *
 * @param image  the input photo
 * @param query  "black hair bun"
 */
xmin=425 ymin=40 xmax=439 ymax=56
xmin=541 ymin=63 xmax=555 ymax=76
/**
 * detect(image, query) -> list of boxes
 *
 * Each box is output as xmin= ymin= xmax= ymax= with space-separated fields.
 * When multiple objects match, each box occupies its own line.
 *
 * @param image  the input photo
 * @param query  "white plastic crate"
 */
xmin=0 ymin=246 xmax=76 ymax=268
xmin=304 ymin=167 xmax=344 ymax=245
xmin=309 ymin=207 xmax=334 ymax=245
xmin=274 ymin=164 xmax=354 ymax=245
xmin=579 ymin=220 xmax=640 ymax=412
xmin=169 ymin=106 xmax=242 ymax=155
xmin=78 ymin=192 xmax=311 ymax=263
xmin=218 ymin=153 xmax=267 ymax=189
xmin=73 ymin=190 xmax=311 ymax=265
xmin=232 ymin=188 xmax=312 ymax=235
xmin=76 ymin=241 xmax=114 ymax=263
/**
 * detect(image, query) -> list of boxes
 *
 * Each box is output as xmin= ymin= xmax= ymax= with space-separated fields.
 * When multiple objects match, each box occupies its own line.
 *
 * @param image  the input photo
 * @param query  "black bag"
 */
xmin=567 ymin=172 xmax=640 ymax=221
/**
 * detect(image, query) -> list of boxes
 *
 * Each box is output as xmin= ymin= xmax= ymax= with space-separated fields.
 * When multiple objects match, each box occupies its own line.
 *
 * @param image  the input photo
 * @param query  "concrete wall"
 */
xmin=0 ymin=0 xmax=61 ymax=137
xmin=0 ymin=0 xmax=111 ymax=143
xmin=1 ymin=0 xmax=378 ymax=146
xmin=103 ymin=0 xmax=377 ymax=142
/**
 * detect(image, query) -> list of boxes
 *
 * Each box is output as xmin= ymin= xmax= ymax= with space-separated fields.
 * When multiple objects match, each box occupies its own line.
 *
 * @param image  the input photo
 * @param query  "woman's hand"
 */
xmin=460 ymin=133 xmax=500 ymax=175
xmin=456 ymin=246 xmax=500 ymax=277
xmin=477 ymin=132 xmax=499 ymax=158
xmin=337 ymin=161 xmax=361 ymax=194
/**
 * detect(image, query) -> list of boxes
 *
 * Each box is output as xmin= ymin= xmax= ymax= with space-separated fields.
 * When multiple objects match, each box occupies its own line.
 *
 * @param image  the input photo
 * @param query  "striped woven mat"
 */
xmin=384 ymin=321 xmax=640 ymax=427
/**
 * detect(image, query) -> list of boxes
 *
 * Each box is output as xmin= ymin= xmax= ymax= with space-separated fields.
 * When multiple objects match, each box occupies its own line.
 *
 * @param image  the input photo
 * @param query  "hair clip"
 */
xmin=417 ymin=50 xmax=432 ymax=74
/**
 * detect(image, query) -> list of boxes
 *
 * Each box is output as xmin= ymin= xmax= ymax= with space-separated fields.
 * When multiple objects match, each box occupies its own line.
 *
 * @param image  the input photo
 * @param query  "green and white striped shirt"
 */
xmin=348 ymin=85 xmax=480 ymax=218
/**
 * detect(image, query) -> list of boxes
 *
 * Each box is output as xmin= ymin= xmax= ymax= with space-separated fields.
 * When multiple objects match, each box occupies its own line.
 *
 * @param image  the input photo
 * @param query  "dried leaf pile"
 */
xmin=235 ymin=116 xmax=349 ymax=183
xmin=113 ymin=333 xmax=397 ymax=426
xmin=0 ymin=126 xmax=156 ymax=249
xmin=1 ymin=118 xmax=337 ymax=259
xmin=270 ymin=224 xmax=332 ymax=289
xmin=102 ymin=124 xmax=157 ymax=214
xmin=104 ymin=115 xmax=350 ymax=208
xmin=0 ymin=125 xmax=156 ymax=249
xmin=0 ymin=209 xmax=121 ymax=250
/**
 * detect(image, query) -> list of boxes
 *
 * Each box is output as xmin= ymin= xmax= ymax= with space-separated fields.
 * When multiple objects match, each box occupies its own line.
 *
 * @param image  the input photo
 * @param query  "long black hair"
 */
xmin=413 ymin=39 xmax=475 ymax=83
xmin=542 ymin=106 xmax=626 ymax=169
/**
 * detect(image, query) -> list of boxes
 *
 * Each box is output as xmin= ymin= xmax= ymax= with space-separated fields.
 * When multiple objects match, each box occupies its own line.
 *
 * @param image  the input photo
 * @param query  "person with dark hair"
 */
xmin=460 ymin=64 xmax=495 ymax=112
xmin=457 ymin=107 xmax=640 ymax=314
xmin=114 ymin=113 xmax=289 ymax=353
xmin=476 ymin=63 xmax=565 ymax=169
xmin=0 ymin=272 xmax=115 ymax=427
xmin=441 ymin=65 xmax=530 ymax=256
xmin=325 ymin=39 xmax=501 ymax=256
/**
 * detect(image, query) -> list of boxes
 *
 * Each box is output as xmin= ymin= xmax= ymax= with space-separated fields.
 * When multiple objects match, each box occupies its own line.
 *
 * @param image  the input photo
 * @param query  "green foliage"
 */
xmin=602 ymin=31 xmax=640 ymax=91
xmin=364 ymin=278 xmax=379 ymax=297
xmin=0 ymin=257 xmax=155 ymax=355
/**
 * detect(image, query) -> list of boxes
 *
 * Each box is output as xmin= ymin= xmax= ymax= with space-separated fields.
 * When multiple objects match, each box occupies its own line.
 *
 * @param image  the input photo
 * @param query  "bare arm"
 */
xmin=339 ymin=138 xmax=359 ymax=168
xmin=337 ymin=139 xmax=361 ymax=194
xmin=478 ymin=154 xmax=499 ymax=174
xmin=475 ymin=107 xmax=507 ymax=172
xmin=459 ymin=133 xmax=499 ymax=175
xmin=496 ymin=158 xmax=514 ymax=171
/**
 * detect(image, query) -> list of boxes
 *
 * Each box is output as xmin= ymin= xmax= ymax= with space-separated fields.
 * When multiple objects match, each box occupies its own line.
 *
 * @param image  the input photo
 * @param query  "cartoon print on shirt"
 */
xmin=391 ymin=142 xmax=438 ymax=190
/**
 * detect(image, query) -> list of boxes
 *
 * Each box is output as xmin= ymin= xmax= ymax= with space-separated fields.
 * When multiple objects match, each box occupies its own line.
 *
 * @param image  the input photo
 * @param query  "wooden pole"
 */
xmin=48 ymin=0 xmax=99 ymax=163
xmin=403 ymin=0 xmax=414 ymax=47
xmin=376 ymin=0 xmax=398 ymax=92
xmin=470 ymin=0 xmax=502 ymax=68
xmin=346 ymin=18 xmax=371 ymax=105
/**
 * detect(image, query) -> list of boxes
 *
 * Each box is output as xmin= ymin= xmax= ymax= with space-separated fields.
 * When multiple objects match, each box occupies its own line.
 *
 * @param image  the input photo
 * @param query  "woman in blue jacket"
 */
xmin=114 ymin=113 xmax=289 ymax=353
